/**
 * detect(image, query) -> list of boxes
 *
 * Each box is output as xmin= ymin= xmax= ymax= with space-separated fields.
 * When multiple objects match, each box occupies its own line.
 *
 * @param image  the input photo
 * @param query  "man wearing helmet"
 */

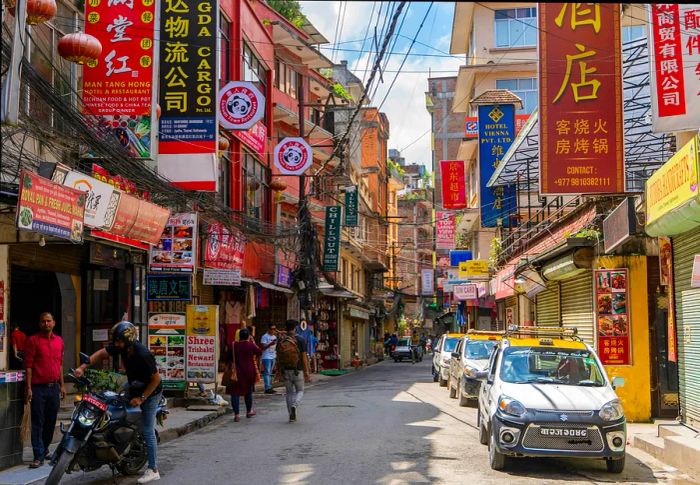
xmin=75 ymin=321 xmax=162 ymax=483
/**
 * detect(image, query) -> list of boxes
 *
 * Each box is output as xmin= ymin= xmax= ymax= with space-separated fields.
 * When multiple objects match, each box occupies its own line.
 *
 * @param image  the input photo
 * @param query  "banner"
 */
xmin=186 ymin=305 xmax=219 ymax=384
xmin=421 ymin=269 xmax=435 ymax=295
xmin=322 ymin=206 xmax=342 ymax=271
xmin=539 ymin=3 xmax=624 ymax=195
xmin=649 ymin=4 xmax=700 ymax=133
xmin=595 ymin=269 xmax=631 ymax=365
xmin=150 ymin=213 xmax=197 ymax=272
xmin=440 ymin=160 xmax=466 ymax=209
xmin=148 ymin=313 xmax=186 ymax=390
xmin=435 ymin=211 xmax=455 ymax=250
xmin=104 ymin=193 xmax=170 ymax=245
xmin=344 ymin=186 xmax=359 ymax=226
xmin=478 ymin=104 xmax=517 ymax=227
xmin=57 ymin=170 xmax=117 ymax=229
xmin=203 ymin=223 xmax=245 ymax=269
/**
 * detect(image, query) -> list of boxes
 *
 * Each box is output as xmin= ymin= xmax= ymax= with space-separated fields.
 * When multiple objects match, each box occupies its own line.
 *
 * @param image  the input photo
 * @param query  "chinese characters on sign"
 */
xmin=539 ymin=3 xmax=624 ymax=195
xmin=595 ymin=269 xmax=631 ymax=365
xmin=323 ymin=206 xmax=342 ymax=271
xmin=435 ymin=211 xmax=456 ymax=250
xmin=273 ymin=137 xmax=313 ymax=175
xmin=146 ymin=273 xmax=192 ymax=301
xmin=440 ymin=160 xmax=466 ymax=209
xmin=217 ymin=81 xmax=265 ymax=130
xmin=203 ymin=222 xmax=245 ymax=269
xmin=149 ymin=213 xmax=198 ymax=272
xmin=231 ymin=121 xmax=267 ymax=157
xmin=344 ymin=186 xmax=359 ymax=227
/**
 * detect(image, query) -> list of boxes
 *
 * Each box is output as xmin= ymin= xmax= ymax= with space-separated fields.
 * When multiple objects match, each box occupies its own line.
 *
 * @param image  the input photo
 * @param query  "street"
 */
xmin=58 ymin=360 xmax=695 ymax=485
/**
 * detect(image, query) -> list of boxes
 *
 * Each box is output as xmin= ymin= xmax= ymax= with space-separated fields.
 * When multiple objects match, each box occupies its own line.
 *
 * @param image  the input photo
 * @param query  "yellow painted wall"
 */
xmin=596 ymin=255 xmax=651 ymax=422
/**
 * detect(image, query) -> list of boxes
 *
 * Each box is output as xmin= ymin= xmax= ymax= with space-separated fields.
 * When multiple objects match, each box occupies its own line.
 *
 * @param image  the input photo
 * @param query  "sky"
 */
xmin=299 ymin=1 xmax=463 ymax=170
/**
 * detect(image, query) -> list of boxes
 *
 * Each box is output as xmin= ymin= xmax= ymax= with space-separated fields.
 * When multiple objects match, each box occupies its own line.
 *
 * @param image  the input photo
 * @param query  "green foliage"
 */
xmin=331 ymin=82 xmax=353 ymax=101
xmin=267 ymin=0 xmax=307 ymax=28
xmin=455 ymin=229 xmax=471 ymax=249
xmin=76 ymin=369 xmax=127 ymax=394
xmin=319 ymin=68 xmax=333 ymax=79
xmin=565 ymin=226 xmax=602 ymax=240
xmin=387 ymin=158 xmax=405 ymax=177
xmin=488 ymin=236 xmax=503 ymax=270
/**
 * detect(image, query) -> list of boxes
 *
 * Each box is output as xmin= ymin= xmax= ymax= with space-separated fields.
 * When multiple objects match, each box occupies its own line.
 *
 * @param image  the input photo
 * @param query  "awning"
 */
xmin=346 ymin=304 xmax=370 ymax=320
xmin=540 ymin=248 xmax=594 ymax=282
xmin=319 ymin=287 xmax=357 ymax=299
xmin=241 ymin=277 xmax=294 ymax=294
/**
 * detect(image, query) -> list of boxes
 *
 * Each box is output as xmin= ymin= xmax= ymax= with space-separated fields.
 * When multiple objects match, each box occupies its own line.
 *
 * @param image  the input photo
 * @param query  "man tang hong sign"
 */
xmin=539 ymin=3 xmax=624 ymax=195
xmin=323 ymin=206 xmax=341 ymax=271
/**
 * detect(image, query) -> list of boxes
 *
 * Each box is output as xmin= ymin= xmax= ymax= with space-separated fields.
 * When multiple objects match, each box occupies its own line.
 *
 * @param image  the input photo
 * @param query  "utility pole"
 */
xmin=1 ymin=0 xmax=27 ymax=124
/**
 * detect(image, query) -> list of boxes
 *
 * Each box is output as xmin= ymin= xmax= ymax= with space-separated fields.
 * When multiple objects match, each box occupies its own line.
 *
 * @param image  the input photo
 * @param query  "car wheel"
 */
xmin=449 ymin=383 xmax=457 ymax=399
xmin=488 ymin=429 xmax=507 ymax=470
xmin=477 ymin=408 xmax=488 ymax=445
xmin=459 ymin=389 xmax=469 ymax=407
xmin=606 ymin=456 xmax=625 ymax=473
xmin=439 ymin=376 xmax=447 ymax=387
xmin=394 ymin=358 xmax=399 ymax=363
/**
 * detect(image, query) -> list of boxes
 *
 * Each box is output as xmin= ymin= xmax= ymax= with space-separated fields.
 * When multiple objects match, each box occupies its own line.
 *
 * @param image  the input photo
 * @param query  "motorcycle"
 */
xmin=45 ymin=353 xmax=168 ymax=485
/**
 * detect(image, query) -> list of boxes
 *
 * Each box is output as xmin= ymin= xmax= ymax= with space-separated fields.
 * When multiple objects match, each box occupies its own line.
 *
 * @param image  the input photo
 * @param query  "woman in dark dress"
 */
xmin=226 ymin=327 xmax=262 ymax=421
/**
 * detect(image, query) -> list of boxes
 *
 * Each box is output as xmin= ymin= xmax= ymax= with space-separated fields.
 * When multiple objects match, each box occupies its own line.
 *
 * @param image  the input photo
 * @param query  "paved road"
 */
xmin=59 ymin=359 xmax=695 ymax=484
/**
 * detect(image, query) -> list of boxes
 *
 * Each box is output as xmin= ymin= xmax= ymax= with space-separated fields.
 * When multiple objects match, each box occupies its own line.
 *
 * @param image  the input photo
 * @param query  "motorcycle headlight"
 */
xmin=599 ymin=399 xmax=624 ymax=421
xmin=77 ymin=408 xmax=97 ymax=427
xmin=498 ymin=396 xmax=527 ymax=417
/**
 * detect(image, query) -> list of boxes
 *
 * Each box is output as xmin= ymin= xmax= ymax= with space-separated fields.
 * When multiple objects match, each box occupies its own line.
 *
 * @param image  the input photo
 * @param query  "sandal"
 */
xmin=29 ymin=460 xmax=43 ymax=469
xmin=233 ymin=415 xmax=240 ymax=422
xmin=246 ymin=410 xmax=257 ymax=418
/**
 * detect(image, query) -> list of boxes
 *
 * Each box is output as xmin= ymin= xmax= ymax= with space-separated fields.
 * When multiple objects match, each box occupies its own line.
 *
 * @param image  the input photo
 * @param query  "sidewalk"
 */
xmin=631 ymin=420 xmax=700 ymax=481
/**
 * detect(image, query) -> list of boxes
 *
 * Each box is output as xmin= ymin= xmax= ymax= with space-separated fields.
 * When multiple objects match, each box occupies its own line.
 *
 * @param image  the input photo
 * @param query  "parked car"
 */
xmin=431 ymin=333 xmax=465 ymax=386
xmin=448 ymin=331 xmax=502 ymax=406
xmin=392 ymin=337 xmax=423 ymax=362
xmin=476 ymin=327 xmax=627 ymax=473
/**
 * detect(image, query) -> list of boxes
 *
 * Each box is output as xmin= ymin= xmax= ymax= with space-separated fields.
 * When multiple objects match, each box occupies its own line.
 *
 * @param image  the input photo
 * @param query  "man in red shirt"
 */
xmin=23 ymin=312 xmax=65 ymax=468
xmin=10 ymin=323 xmax=27 ymax=369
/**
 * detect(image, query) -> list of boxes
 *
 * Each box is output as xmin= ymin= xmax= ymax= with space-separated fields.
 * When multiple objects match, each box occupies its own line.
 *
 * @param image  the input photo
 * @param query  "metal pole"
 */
xmin=1 ymin=0 xmax=27 ymax=124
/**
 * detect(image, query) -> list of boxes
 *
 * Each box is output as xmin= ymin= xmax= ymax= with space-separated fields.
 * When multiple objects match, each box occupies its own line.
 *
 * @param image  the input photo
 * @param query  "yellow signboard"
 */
xmin=186 ymin=305 xmax=218 ymax=337
xmin=458 ymin=259 xmax=489 ymax=278
xmin=646 ymin=135 xmax=699 ymax=225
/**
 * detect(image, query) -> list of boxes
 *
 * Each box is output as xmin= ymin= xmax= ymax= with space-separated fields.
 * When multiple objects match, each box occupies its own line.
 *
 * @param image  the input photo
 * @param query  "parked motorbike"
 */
xmin=45 ymin=353 xmax=168 ymax=485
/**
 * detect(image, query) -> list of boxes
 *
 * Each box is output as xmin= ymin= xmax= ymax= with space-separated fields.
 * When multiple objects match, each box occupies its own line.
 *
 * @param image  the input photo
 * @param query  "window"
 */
xmin=275 ymin=58 xmax=298 ymax=98
xmin=242 ymin=42 xmax=267 ymax=94
xmin=219 ymin=139 xmax=232 ymax=206
xmin=622 ymin=25 xmax=645 ymax=43
xmin=242 ymin=151 xmax=270 ymax=222
xmin=496 ymin=77 xmax=538 ymax=114
xmin=220 ymin=13 xmax=231 ymax=82
xmin=495 ymin=7 xmax=537 ymax=47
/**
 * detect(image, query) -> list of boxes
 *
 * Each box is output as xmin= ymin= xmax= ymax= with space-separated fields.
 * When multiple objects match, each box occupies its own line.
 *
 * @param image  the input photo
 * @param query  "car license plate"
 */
xmin=540 ymin=428 xmax=587 ymax=438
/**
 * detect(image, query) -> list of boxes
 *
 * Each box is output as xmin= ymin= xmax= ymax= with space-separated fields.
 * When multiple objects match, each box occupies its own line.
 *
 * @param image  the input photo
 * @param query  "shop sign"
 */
xmin=692 ymin=255 xmax=700 ymax=288
xmin=104 ymin=193 xmax=170 ymax=246
xmin=659 ymin=236 xmax=673 ymax=287
xmin=344 ymin=186 xmax=359 ymax=227
xmin=476 ymin=282 xmax=488 ymax=298
xmin=648 ymin=4 xmax=700 ymax=133
xmin=146 ymin=273 xmax=192 ymax=301
xmin=539 ymin=3 xmax=624 ymax=195
xmin=16 ymin=170 xmax=86 ymax=243
xmin=218 ymin=81 xmax=265 ymax=130
xmin=89 ymin=243 xmax=126 ymax=269
xmin=661 ymin=236 xmax=677 ymax=362
xmin=322 ymin=206 xmax=342 ymax=271
xmin=203 ymin=223 xmax=245 ymax=269
xmin=275 ymin=265 xmax=293 ymax=288
xmin=465 ymin=114 xmax=530 ymax=138
xmin=436 ymin=211 xmax=455 ymax=250
xmin=440 ymin=160 xmax=466 ymax=209
xmin=505 ymin=307 xmax=515 ymax=326
xmin=231 ymin=121 xmax=266 ymax=157
xmin=449 ymin=250 xmax=472 ymax=267
xmin=595 ymin=268 xmax=631 ymax=365
xmin=92 ymin=164 xmax=149 ymax=199
xmin=421 ymin=269 xmax=434 ymax=295
xmin=148 ymin=313 xmax=186 ymax=390
xmin=478 ymin=104 xmax=517 ymax=227
xmin=603 ymin=197 xmax=637 ymax=253
xmin=203 ymin=268 xmax=241 ymax=286
xmin=60 ymin=171 xmax=118 ymax=229
xmin=274 ymin=137 xmax=313 ymax=175
xmin=149 ymin=213 xmax=197 ymax=272
xmin=646 ymin=135 xmax=699 ymax=225
xmin=186 ymin=305 xmax=219 ymax=383
xmin=0 ymin=280 xmax=4 ymax=321
xmin=453 ymin=283 xmax=477 ymax=301
xmin=492 ymin=265 xmax=515 ymax=300
xmin=458 ymin=259 xmax=489 ymax=278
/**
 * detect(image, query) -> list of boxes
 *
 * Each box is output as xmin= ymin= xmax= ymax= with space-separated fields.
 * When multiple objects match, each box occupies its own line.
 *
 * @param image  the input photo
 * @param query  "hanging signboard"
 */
xmin=603 ymin=197 xmax=637 ymax=253
xmin=440 ymin=160 xmax=466 ymax=209
xmin=275 ymin=265 xmax=293 ymax=288
xmin=453 ymin=283 xmax=477 ymax=301
xmin=203 ymin=222 xmax=245 ymax=269
xmin=465 ymin=114 xmax=530 ymax=138
xmin=539 ymin=3 xmax=624 ymax=195
xmin=421 ymin=269 xmax=435 ymax=295
xmin=322 ymin=206 xmax=342 ymax=271
xmin=149 ymin=213 xmax=197 ymax=272
xmin=218 ymin=81 xmax=265 ymax=130
xmin=186 ymin=305 xmax=219 ymax=384
xmin=146 ymin=273 xmax=192 ymax=301
xmin=435 ymin=211 xmax=456 ymax=250
xmin=148 ymin=313 xmax=186 ymax=390
xmin=594 ymin=268 xmax=631 ymax=365
xmin=458 ymin=260 xmax=489 ymax=278
xmin=60 ymin=171 xmax=118 ymax=229
xmin=16 ymin=170 xmax=86 ymax=243
xmin=103 ymin=193 xmax=170 ymax=246
xmin=202 ymin=268 xmax=241 ymax=286
xmin=274 ymin=137 xmax=313 ymax=175
xmin=344 ymin=186 xmax=359 ymax=227
xmin=648 ymin=4 xmax=700 ymax=133
xmin=231 ymin=121 xmax=267 ymax=157
xmin=449 ymin=250 xmax=472 ymax=267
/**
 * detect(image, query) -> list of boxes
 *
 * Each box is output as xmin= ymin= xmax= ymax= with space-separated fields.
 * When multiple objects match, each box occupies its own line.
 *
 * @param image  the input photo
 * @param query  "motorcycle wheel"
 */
xmin=117 ymin=434 xmax=148 ymax=476
xmin=45 ymin=451 xmax=74 ymax=485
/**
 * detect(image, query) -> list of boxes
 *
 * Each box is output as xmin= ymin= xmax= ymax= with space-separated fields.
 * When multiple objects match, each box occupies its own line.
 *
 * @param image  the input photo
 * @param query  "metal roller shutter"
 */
xmin=561 ymin=273 xmax=595 ymax=347
xmin=10 ymin=243 xmax=83 ymax=274
xmin=536 ymin=281 xmax=560 ymax=326
xmin=673 ymin=228 xmax=700 ymax=429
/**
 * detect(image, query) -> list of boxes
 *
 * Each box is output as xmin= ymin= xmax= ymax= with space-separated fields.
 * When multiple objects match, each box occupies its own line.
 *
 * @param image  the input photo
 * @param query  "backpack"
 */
xmin=277 ymin=334 xmax=301 ymax=370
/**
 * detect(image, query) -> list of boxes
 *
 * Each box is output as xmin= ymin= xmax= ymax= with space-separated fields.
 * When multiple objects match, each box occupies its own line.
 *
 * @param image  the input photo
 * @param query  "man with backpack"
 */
xmin=276 ymin=319 xmax=310 ymax=422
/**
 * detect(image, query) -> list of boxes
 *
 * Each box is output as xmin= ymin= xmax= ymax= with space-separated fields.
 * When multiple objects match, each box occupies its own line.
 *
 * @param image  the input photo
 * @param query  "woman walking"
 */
xmin=225 ymin=327 xmax=262 ymax=422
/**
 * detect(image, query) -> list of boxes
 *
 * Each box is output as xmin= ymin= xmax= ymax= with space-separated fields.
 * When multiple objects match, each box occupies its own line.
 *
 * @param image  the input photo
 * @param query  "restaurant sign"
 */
xmin=149 ymin=213 xmax=198 ymax=273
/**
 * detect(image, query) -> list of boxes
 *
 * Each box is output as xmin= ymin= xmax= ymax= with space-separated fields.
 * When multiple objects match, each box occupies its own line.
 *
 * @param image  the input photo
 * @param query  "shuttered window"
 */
xmin=536 ymin=281 xmax=560 ymax=325
xmin=561 ymin=273 xmax=595 ymax=346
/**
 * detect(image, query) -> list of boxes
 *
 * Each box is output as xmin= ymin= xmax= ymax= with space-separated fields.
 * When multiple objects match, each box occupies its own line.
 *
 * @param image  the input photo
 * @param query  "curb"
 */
xmin=158 ymin=407 xmax=227 ymax=443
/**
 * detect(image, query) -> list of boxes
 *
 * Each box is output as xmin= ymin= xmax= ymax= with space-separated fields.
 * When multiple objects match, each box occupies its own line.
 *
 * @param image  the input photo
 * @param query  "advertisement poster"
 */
xmin=150 ymin=213 xmax=197 ymax=272
xmin=204 ymin=223 xmax=245 ymax=269
xmin=16 ymin=170 xmax=86 ymax=243
xmin=148 ymin=313 xmax=186 ymax=390
xmin=440 ymin=160 xmax=466 ymax=209
xmin=539 ymin=3 xmax=624 ymax=194
xmin=322 ymin=206 xmax=342 ymax=271
xmin=344 ymin=186 xmax=359 ymax=227
xmin=595 ymin=268 xmax=631 ymax=365
xmin=146 ymin=273 xmax=192 ymax=301
xmin=435 ymin=211 xmax=456 ymax=250
xmin=186 ymin=305 xmax=219 ymax=383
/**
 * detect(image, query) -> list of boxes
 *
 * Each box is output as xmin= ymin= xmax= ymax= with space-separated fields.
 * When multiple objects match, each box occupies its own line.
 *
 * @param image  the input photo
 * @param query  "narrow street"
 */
xmin=59 ymin=361 xmax=693 ymax=485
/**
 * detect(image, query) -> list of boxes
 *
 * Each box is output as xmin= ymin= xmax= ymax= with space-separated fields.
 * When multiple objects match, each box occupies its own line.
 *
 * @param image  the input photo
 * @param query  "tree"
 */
xmin=267 ymin=0 xmax=307 ymax=28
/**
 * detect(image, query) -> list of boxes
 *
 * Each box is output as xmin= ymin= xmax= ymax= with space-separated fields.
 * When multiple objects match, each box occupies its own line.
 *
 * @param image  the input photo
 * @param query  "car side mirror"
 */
xmin=451 ymin=352 xmax=459 ymax=358
xmin=474 ymin=370 xmax=489 ymax=381
xmin=611 ymin=376 xmax=625 ymax=389
xmin=79 ymin=352 xmax=90 ymax=365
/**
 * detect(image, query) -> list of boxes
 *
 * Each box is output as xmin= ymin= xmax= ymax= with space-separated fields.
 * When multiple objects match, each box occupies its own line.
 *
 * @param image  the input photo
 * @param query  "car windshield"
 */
xmin=398 ymin=338 xmax=411 ymax=347
xmin=500 ymin=346 xmax=606 ymax=386
xmin=443 ymin=337 xmax=459 ymax=352
xmin=465 ymin=340 xmax=497 ymax=359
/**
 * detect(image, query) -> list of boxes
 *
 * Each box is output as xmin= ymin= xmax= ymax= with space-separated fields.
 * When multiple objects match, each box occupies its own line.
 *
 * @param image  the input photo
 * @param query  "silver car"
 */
xmin=448 ymin=335 xmax=500 ymax=406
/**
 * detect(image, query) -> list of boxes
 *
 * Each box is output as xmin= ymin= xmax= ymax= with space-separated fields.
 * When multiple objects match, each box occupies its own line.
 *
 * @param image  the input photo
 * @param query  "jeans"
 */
xmin=283 ymin=369 xmax=304 ymax=414
xmin=140 ymin=391 xmax=162 ymax=471
xmin=30 ymin=384 xmax=60 ymax=461
xmin=262 ymin=358 xmax=275 ymax=390
xmin=230 ymin=388 xmax=253 ymax=415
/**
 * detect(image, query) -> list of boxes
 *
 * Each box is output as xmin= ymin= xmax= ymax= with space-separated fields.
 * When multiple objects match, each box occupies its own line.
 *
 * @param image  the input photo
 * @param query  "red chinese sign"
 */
xmin=539 ymin=3 xmax=624 ymax=195
xmin=595 ymin=269 xmax=631 ymax=365
xmin=203 ymin=223 xmax=245 ymax=270
xmin=82 ymin=0 xmax=156 ymax=116
xmin=464 ymin=114 xmax=530 ymax=138
xmin=440 ymin=160 xmax=466 ymax=209
xmin=435 ymin=211 xmax=456 ymax=250
xmin=232 ymin=121 xmax=267 ymax=157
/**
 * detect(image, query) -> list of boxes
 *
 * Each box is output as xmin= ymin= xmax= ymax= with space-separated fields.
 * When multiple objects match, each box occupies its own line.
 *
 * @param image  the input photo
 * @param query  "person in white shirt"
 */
xmin=260 ymin=323 xmax=278 ymax=394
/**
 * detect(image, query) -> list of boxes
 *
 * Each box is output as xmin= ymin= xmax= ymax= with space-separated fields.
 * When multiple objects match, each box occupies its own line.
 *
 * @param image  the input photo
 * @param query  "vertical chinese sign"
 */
xmin=323 ymin=206 xmax=341 ymax=271
xmin=158 ymin=0 xmax=218 ymax=191
xmin=477 ymin=104 xmax=517 ymax=227
xmin=539 ymin=3 xmax=624 ymax=195
xmin=440 ymin=160 xmax=466 ymax=209
xmin=649 ymin=4 xmax=700 ymax=133
xmin=344 ymin=186 xmax=359 ymax=227
xmin=83 ymin=0 xmax=156 ymax=158
xmin=435 ymin=211 xmax=456 ymax=250
xmin=595 ymin=269 xmax=631 ymax=365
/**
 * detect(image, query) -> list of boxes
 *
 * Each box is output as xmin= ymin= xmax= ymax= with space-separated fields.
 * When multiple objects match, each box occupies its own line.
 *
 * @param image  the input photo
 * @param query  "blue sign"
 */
xmin=146 ymin=273 xmax=192 ymax=301
xmin=449 ymin=250 xmax=472 ymax=267
xmin=478 ymin=104 xmax=517 ymax=227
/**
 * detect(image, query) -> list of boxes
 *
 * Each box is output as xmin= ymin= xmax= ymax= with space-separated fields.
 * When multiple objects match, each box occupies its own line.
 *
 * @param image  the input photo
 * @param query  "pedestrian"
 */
xmin=75 ymin=321 xmax=162 ymax=484
xmin=10 ymin=323 xmax=27 ymax=369
xmin=276 ymin=319 xmax=310 ymax=422
xmin=383 ymin=332 xmax=392 ymax=356
xmin=260 ymin=323 xmax=278 ymax=394
xmin=226 ymin=327 xmax=261 ymax=421
xmin=23 ymin=312 xmax=65 ymax=468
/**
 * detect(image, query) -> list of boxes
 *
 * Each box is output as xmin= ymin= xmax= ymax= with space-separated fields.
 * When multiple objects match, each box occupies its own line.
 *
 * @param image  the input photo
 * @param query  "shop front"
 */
xmin=341 ymin=304 xmax=371 ymax=368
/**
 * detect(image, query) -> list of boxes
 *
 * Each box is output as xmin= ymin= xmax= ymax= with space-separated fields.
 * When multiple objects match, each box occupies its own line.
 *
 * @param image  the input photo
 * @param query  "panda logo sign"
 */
xmin=218 ymin=81 xmax=265 ymax=130
xmin=273 ymin=137 xmax=313 ymax=175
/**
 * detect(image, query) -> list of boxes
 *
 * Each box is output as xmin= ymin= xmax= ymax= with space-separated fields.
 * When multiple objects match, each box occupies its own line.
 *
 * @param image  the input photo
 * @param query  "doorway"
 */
xmin=10 ymin=266 xmax=63 ymax=338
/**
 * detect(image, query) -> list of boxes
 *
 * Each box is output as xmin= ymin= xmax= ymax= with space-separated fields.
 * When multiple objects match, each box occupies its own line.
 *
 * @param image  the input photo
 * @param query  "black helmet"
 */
xmin=111 ymin=321 xmax=137 ymax=346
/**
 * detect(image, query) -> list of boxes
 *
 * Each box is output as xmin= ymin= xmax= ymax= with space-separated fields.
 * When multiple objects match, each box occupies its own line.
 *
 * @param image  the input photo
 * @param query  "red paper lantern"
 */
xmin=26 ymin=0 xmax=57 ymax=25
xmin=218 ymin=137 xmax=230 ymax=152
xmin=270 ymin=177 xmax=287 ymax=192
xmin=58 ymin=32 xmax=102 ymax=65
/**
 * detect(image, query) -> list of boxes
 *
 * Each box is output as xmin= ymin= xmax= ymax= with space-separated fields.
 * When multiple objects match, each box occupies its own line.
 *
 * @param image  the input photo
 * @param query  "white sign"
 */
xmin=92 ymin=329 xmax=109 ymax=341
xmin=203 ymin=268 xmax=241 ymax=286
xmin=453 ymin=283 xmax=478 ymax=300
xmin=63 ymin=171 xmax=117 ymax=229
xmin=273 ymin=137 xmax=313 ymax=175
xmin=218 ymin=81 xmax=265 ymax=130
xmin=421 ymin=269 xmax=434 ymax=295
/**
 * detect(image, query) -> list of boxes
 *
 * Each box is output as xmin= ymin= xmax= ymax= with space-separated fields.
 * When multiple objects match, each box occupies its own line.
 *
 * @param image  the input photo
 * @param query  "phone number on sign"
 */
xmin=554 ymin=177 xmax=612 ymax=187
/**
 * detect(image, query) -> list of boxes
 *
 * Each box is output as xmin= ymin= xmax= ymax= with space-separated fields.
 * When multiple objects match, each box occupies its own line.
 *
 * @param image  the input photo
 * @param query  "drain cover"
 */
xmin=317 ymin=404 xmax=355 ymax=408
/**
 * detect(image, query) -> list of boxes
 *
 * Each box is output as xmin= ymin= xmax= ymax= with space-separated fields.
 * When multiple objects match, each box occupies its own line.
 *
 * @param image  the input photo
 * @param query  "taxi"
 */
xmin=431 ymin=332 xmax=466 ymax=386
xmin=448 ymin=330 xmax=502 ymax=406
xmin=476 ymin=327 xmax=626 ymax=473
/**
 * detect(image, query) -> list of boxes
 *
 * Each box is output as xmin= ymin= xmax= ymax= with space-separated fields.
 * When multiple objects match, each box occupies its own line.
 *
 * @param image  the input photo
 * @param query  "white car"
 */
xmin=448 ymin=332 xmax=501 ymax=406
xmin=431 ymin=333 xmax=465 ymax=386
xmin=476 ymin=330 xmax=626 ymax=473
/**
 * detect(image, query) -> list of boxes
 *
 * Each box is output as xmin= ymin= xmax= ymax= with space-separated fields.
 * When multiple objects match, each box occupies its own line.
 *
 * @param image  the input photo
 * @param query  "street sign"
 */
xmin=274 ymin=137 xmax=313 ymax=175
xmin=218 ymin=81 xmax=265 ymax=130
